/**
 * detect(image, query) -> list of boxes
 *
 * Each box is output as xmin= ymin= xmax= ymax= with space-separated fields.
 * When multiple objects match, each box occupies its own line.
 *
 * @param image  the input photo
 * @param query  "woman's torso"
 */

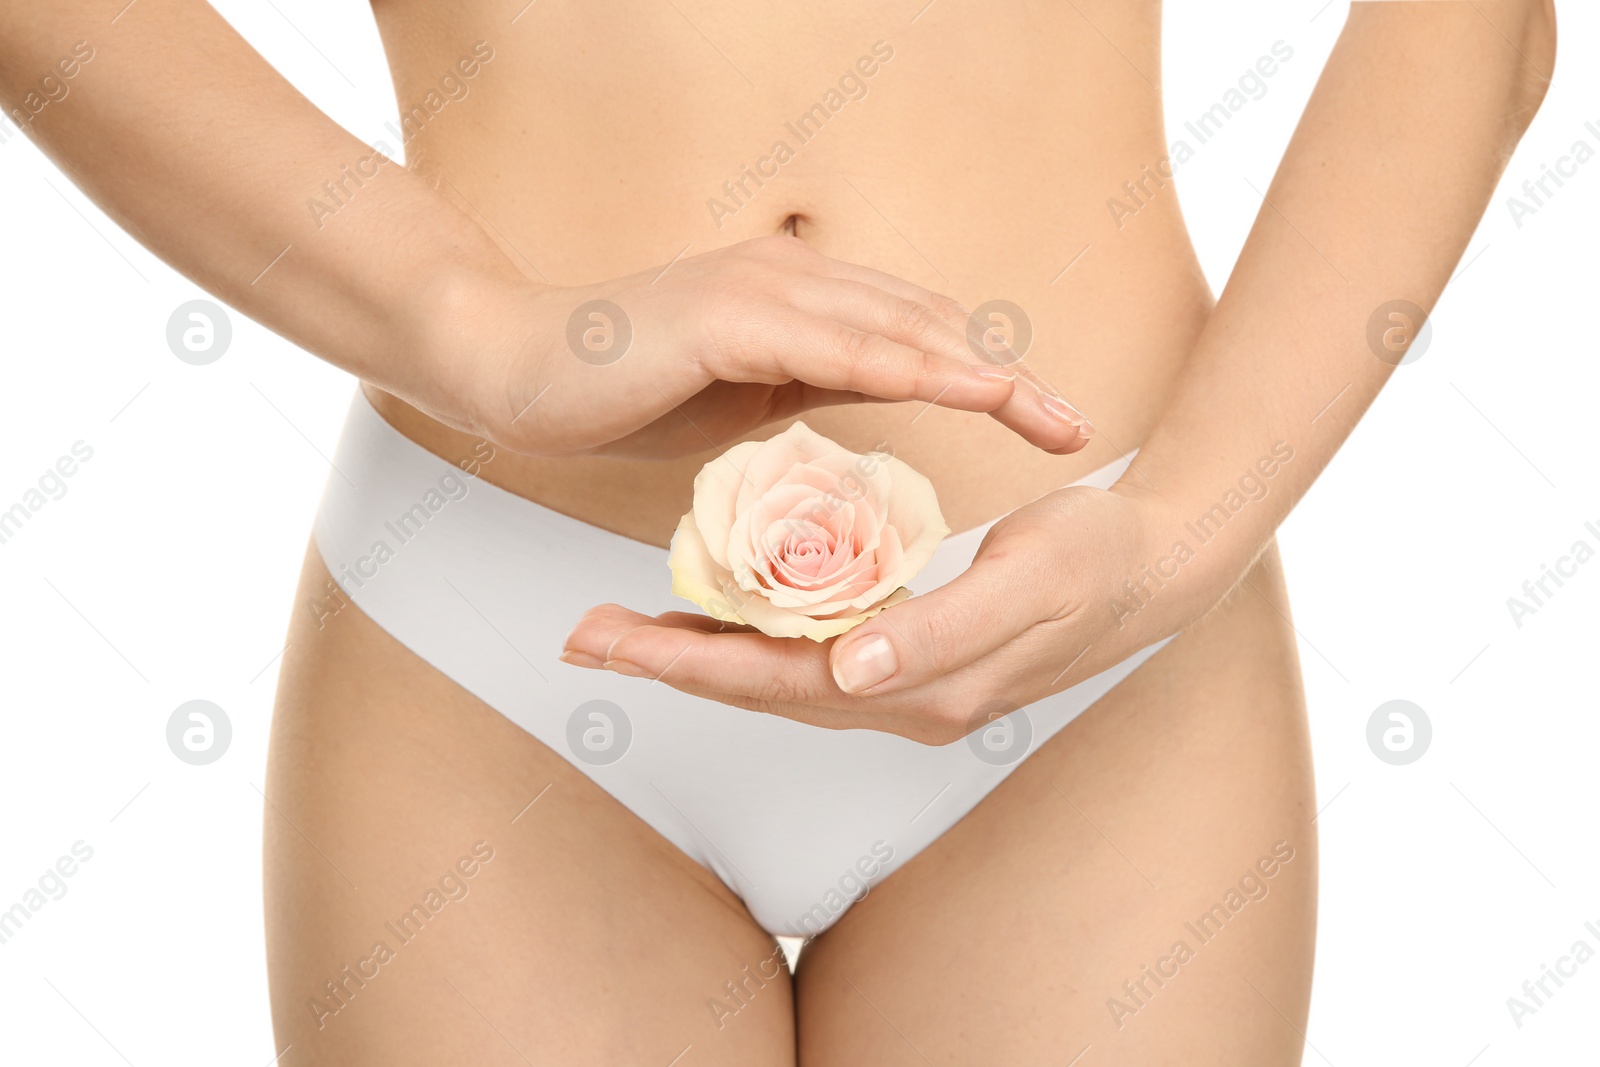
xmin=365 ymin=0 xmax=1212 ymax=543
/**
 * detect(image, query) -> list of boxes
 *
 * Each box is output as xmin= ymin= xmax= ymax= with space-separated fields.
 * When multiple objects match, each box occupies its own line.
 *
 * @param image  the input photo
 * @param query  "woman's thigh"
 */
xmin=265 ymin=543 xmax=795 ymax=1066
xmin=795 ymin=544 xmax=1318 ymax=1066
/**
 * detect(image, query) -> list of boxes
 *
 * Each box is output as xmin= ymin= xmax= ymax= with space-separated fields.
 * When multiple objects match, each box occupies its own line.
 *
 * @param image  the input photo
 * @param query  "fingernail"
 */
xmin=833 ymin=633 xmax=897 ymax=694
xmin=1042 ymin=394 xmax=1083 ymax=425
xmin=1076 ymin=420 xmax=1095 ymax=440
xmin=560 ymin=649 xmax=605 ymax=669
xmin=603 ymin=659 xmax=653 ymax=678
xmin=970 ymin=365 xmax=1017 ymax=383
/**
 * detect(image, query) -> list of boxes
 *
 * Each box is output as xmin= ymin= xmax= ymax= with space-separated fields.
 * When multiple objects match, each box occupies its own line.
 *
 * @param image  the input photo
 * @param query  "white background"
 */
xmin=1 ymin=1 xmax=1596 ymax=1063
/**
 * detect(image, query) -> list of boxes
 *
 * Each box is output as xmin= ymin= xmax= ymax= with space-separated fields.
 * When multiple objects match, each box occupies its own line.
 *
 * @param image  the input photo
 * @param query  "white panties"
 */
xmin=312 ymin=387 xmax=1172 ymax=937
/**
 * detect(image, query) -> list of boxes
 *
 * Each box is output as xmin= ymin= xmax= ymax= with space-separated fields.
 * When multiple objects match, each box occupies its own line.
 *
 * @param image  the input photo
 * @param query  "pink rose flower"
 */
xmin=668 ymin=421 xmax=949 ymax=641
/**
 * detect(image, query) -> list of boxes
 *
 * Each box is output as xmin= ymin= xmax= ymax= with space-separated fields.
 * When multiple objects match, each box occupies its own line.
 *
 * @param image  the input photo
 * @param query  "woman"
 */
xmin=1 ymin=1 xmax=1556 ymax=1062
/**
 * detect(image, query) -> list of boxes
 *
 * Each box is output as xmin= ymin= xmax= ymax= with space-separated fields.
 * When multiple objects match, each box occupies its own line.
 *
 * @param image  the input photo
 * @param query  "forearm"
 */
xmin=0 ymin=1 xmax=529 ymax=415
xmin=1115 ymin=2 xmax=1556 ymax=584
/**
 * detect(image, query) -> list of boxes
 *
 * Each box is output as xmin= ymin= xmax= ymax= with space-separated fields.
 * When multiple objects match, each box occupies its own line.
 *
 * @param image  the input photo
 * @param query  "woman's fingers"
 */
xmin=989 ymin=375 xmax=1096 ymax=454
xmin=563 ymin=604 xmax=840 ymax=706
xmin=651 ymin=610 xmax=759 ymax=634
xmin=829 ymin=533 xmax=1071 ymax=695
xmin=814 ymin=258 xmax=972 ymax=333
xmin=561 ymin=601 xmax=1050 ymax=747
xmin=520 ymin=235 xmax=1097 ymax=456
xmin=778 ymin=272 xmax=1092 ymax=451
xmin=561 ymin=598 xmax=1080 ymax=745
xmin=783 ymin=276 xmax=976 ymax=370
xmin=715 ymin=308 xmax=1021 ymax=411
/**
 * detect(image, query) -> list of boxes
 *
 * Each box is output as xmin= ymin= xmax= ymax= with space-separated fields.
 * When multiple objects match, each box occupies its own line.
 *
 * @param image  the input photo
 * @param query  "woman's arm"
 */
xmin=1 ymin=1 xmax=1090 ymax=458
xmin=0 ymin=0 xmax=512 ymax=408
xmin=1112 ymin=0 xmax=1558 ymax=598
xmin=560 ymin=0 xmax=1559 ymax=739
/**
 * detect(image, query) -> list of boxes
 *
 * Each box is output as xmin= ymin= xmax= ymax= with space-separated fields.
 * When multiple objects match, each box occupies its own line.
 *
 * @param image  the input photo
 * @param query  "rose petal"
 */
xmin=668 ymin=420 xmax=947 ymax=640
xmin=667 ymin=512 xmax=750 ymax=625
xmin=875 ymin=454 xmax=948 ymax=577
xmin=751 ymin=531 xmax=882 ymax=607
xmin=733 ymin=422 xmax=841 ymax=516
xmin=691 ymin=439 xmax=764 ymax=569
xmin=732 ymin=582 xmax=912 ymax=641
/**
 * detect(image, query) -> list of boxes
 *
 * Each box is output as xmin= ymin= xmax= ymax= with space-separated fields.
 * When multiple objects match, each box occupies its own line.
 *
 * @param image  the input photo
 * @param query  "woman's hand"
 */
xmin=434 ymin=235 xmax=1091 ymax=460
xmin=559 ymin=481 xmax=1233 ymax=744
xmin=0 ymin=2 xmax=1087 ymax=465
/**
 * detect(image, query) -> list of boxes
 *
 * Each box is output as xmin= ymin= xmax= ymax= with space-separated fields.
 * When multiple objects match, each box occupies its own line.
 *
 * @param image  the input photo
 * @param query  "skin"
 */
xmin=0 ymin=0 xmax=1555 ymax=1063
xmin=562 ymin=3 xmax=1560 ymax=735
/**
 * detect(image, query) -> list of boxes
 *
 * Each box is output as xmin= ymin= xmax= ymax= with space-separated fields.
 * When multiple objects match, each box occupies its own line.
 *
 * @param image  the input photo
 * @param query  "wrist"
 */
xmin=1107 ymin=469 xmax=1269 ymax=627
xmin=398 ymin=262 xmax=556 ymax=439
